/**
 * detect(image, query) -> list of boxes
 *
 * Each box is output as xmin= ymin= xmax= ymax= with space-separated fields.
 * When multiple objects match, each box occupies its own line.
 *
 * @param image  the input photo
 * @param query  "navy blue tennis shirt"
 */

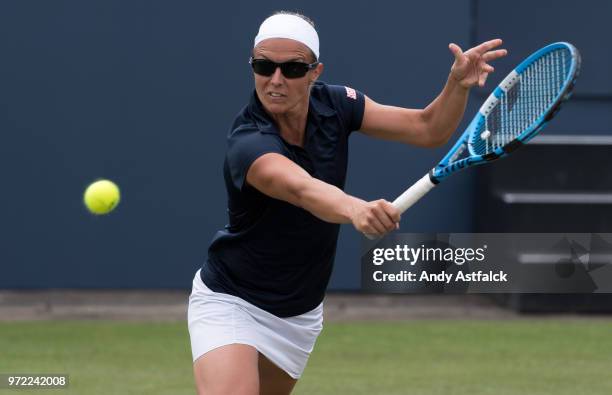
xmin=201 ymin=81 xmax=365 ymax=317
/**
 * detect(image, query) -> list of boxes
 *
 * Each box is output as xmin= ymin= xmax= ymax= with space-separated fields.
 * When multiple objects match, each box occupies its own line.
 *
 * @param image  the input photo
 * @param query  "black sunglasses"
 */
xmin=249 ymin=58 xmax=319 ymax=79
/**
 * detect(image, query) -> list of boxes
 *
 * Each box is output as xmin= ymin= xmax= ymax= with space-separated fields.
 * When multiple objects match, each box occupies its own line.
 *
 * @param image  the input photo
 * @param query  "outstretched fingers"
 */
xmin=478 ymin=72 xmax=489 ymax=87
xmin=449 ymin=43 xmax=463 ymax=58
xmin=448 ymin=43 xmax=467 ymax=65
xmin=482 ymin=49 xmax=508 ymax=62
xmin=480 ymin=60 xmax=495 ymax=73
xmin=473 ymin=38 xmax=503 ymax=54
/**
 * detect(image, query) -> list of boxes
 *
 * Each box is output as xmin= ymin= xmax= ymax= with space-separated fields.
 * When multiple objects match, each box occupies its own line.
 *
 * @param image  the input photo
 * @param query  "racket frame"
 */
xmin=391 ymin=42 xmax=581 ymax=215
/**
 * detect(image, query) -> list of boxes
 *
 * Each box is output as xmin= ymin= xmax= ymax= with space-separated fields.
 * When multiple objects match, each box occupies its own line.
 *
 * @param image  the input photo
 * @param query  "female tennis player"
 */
xmin=188 ymin=11 xmax=506 ymax=395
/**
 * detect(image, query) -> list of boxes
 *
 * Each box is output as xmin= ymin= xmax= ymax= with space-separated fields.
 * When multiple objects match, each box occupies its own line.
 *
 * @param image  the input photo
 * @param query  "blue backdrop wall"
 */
xmin=1 ymin=0 xmax=610 ymax=289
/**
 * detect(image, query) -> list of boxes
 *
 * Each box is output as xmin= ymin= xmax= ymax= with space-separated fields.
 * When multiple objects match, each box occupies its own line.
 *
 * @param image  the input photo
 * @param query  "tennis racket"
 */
xmin=392 ymin=42 xmax=581 ymax=214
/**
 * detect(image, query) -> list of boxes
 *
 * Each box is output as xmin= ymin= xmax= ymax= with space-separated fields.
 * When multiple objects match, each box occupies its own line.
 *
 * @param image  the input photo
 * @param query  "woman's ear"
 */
xmin=310 ymin=62 xmax=324 ymax=83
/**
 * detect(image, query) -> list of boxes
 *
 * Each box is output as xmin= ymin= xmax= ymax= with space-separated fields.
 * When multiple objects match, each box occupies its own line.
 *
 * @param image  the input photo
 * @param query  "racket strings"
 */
xmin=472 ymin=48 xmax=571 ymax=156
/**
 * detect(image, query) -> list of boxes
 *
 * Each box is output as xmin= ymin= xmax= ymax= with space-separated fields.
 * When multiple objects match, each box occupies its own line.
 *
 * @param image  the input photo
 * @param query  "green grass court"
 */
xmin=1 ymin=320 xmax=611 ymax=394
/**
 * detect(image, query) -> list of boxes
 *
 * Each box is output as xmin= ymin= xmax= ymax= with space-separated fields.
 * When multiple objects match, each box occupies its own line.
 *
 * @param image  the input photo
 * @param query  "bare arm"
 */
xmin=246 ymin=153 xmax=400 ymax=236
xmin=359 ymin=77 xmax=469 ymax=147
xmin=359 ymin=39 xmax=507 ymax=147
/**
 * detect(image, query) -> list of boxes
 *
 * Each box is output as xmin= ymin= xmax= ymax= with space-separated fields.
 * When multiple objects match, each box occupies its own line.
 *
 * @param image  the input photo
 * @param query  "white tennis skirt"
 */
xmin=187 ymin=269 xmax=323 ymax=379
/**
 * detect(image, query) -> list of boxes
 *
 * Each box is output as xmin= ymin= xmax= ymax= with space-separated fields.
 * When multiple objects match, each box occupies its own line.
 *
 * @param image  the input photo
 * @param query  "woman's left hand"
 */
xmin=448 ymin=38 xmax=508 ymax=88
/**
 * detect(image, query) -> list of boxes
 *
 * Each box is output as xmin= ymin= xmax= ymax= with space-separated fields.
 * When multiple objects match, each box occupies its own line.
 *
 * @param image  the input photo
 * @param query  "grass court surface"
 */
xmin=1 ymin=320 xmax=611 ymax=394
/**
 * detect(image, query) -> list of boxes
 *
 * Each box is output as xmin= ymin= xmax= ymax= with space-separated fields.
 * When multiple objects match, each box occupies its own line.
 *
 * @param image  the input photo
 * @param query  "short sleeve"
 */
xmin=226 ymin=127 xmax=286 ymax=191
xmin=326 ymin=84 xmax=366 ymax=133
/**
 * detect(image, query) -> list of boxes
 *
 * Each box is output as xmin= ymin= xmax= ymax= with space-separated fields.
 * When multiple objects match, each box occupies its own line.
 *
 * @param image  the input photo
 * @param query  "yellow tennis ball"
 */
xmin=83 ymin=179 xmax=121 ymax=215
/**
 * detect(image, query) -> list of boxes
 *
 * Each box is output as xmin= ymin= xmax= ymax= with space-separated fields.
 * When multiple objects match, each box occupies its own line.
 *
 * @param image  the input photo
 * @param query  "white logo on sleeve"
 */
xmin=345 ymin=86 xmax=356 ymax=100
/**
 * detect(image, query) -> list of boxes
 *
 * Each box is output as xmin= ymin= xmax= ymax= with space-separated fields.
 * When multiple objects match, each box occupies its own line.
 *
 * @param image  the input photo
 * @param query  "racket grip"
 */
xmin=392 ymin=173 xmax=436 ymax=214
xmin=364 ymin=173 xmax=436 ymax=240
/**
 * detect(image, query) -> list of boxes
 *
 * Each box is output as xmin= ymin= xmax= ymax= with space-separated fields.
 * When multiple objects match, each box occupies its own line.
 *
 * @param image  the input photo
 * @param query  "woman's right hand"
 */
xmin=349 ymin=199 xmax=401 ymax=237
